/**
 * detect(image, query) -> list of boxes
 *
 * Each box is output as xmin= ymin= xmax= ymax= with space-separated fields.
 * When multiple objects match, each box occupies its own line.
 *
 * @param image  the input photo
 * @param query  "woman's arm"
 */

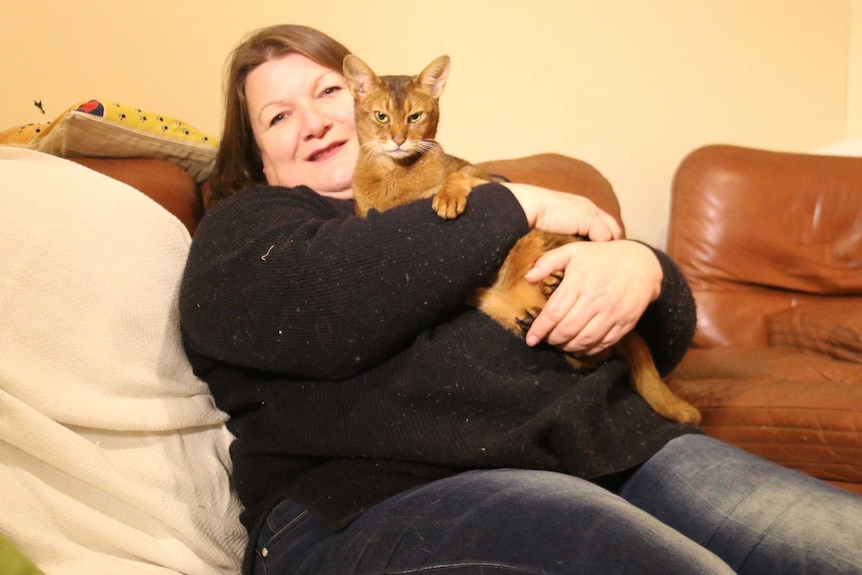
xmin=635 ymin=248 xmax=697 ymax=375
xmin=180 ymin=183 xmax=529 ymax=379
xmin=505 ymin=183 xmax=622 ymax=241
xmin=180 ymin=181 xmax=628 ymax=379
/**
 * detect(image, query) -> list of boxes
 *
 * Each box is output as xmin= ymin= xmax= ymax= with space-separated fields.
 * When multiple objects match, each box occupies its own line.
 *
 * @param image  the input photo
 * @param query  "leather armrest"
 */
xmin=71 ymin=158 xmax=203 ymax=235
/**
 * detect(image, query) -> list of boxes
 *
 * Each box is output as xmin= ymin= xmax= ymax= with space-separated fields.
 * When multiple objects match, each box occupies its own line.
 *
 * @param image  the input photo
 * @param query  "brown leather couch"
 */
xmin=665 ymin=144 xmax=862 ymax=496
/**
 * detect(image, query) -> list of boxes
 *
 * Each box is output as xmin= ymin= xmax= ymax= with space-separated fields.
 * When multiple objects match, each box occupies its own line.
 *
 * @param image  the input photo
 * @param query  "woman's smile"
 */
xmin=307 ymin=140 xmax=347 ymax=162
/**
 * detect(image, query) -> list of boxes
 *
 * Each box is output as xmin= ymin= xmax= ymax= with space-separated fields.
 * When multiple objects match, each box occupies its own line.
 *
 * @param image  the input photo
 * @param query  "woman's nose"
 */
xmin=301 ymin=103 xmax=332 ymax=140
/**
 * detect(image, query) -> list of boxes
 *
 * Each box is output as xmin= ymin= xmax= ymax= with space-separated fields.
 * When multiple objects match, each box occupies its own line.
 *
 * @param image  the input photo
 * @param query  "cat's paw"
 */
xmin=541 ymin=271 xmax=565 ymax=298
xmin=432 ymin=172 xmax=482 ymax=219
xmin=515 ymin=309 xmax=537 ymax=336
xmin=564 ymin=351 xmax=605 ymax=371
xmin=431 ymin=190 xmax=467 ymax=219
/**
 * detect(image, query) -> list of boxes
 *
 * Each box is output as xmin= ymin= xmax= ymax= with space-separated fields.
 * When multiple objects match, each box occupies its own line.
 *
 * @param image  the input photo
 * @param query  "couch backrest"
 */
xmin=478 ymin=152 xmax=624 ymax=236
xmin=78 ymin=153 xmax=623 ymax=240
xmin=667 ymin=144 xmax=862 ymax=348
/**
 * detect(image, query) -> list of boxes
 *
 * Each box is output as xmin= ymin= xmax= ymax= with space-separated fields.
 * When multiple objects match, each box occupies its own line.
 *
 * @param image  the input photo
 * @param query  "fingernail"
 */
xmin=525 ymin=335 xmax=538 ymax=347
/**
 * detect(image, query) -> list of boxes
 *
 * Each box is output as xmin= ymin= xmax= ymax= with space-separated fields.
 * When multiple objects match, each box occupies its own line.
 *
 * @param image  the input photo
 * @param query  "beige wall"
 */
xmin=849 ymin=0 xmax=862 ymax=137
xmin=1 ymin=0 xmax=853 ymax=246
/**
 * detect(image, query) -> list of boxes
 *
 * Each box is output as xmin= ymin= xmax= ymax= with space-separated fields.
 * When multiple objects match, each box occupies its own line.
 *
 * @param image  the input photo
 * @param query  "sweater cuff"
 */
xmin=466 ymin=181 xmax=531 ymax=235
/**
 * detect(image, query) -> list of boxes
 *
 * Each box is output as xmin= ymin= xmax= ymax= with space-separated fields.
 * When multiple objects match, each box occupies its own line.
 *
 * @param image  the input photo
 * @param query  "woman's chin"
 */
xmin=318 ymin=188 xmax=354 ymax=200
xmin=316 ymin=164 xmax=355 ymax=198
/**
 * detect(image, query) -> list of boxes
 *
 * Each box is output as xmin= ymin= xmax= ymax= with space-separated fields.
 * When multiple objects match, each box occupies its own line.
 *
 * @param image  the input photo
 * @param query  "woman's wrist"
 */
xmin=502 ymin=182 xmax=542 ymax=227
xmin=627 ymin=240 xmax=664 ymax=303
xmin=502 ymin=183 xmax=622 ymax=241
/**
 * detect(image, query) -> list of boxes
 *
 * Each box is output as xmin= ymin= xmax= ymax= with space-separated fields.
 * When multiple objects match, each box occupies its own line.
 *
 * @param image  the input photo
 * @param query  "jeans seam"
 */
xmin=261 ymin=509 xmax=312 ymax=555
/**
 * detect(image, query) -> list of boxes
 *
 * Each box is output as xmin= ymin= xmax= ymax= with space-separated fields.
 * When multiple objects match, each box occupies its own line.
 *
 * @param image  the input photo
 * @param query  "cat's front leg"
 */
xmin=432 ymin=172 xmax=486 ymax=219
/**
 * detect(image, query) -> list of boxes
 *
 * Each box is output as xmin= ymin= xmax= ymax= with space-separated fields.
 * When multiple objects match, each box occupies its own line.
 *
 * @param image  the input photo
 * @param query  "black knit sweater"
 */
xmin=179 ymin=182 xmax=697 ymax=543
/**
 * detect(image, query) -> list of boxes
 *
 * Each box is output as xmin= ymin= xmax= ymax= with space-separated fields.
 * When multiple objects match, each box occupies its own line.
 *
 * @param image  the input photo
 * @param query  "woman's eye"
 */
xmin=270 ymin=112 xmax=286 ymax=126
xmin=321 ymin=86 xmax=341 ymax=97
xmin=407 ymin=112 xmax=422 ymax=123
xmin=374 ymin=111 xmax=389 ymax=124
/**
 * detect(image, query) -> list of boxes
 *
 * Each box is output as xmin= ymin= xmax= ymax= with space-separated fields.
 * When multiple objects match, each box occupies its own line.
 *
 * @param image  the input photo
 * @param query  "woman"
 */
xmin=180 ymin=24 xmax=862 ymax=575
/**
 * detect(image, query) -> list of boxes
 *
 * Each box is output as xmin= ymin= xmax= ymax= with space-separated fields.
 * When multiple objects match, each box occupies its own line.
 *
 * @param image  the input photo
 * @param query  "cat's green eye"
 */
xmin=407 ymin=112 xmax=422 ymax=123
xmin=374 ymin=111 xmax=389 ymax=124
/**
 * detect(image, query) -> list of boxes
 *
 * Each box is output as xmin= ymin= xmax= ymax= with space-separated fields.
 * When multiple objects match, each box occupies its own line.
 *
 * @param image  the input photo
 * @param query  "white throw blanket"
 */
xmin=0 ymin=148 xmax=246 ymax=574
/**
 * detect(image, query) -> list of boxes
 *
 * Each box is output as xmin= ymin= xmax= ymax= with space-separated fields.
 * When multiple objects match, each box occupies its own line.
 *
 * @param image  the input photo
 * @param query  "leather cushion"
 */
xmin=768 ymin=301 xmax=862 ymax=363
xmin=668 ymin=346 xmax=862 ymax=493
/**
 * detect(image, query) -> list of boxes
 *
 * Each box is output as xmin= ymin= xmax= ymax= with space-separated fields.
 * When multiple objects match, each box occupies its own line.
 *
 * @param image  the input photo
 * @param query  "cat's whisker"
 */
xmin=416 ymin=140 xmax=441 ymax=157
xmin=359 ymin=141 xmax=389 ymax=157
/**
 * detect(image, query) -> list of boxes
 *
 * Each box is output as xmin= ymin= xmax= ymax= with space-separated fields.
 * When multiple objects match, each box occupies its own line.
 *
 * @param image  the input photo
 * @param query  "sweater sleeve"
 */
xmin=179 ymin=182 xmax=529 ymax=379
xmin=634 ymin=248 xmax=697 ymax=376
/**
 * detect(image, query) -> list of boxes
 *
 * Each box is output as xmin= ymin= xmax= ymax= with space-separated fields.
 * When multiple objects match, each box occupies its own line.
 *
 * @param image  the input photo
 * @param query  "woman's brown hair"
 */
xmin=206 ymin=24 xmax=352 ymax=208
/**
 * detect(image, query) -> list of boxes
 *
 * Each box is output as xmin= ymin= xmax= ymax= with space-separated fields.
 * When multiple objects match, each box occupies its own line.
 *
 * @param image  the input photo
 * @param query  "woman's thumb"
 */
xmin=524 ymin=248 xmax=568 ymax=283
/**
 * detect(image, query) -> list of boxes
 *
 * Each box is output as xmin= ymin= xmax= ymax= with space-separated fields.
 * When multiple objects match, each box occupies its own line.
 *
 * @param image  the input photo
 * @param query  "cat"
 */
xmin=343 ymin=53 xmax=701 ymax=426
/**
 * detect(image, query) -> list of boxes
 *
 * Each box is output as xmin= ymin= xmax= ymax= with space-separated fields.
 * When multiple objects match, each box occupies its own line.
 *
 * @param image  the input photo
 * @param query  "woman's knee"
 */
xmin=622 ymin=434 xmax=862 ymax=574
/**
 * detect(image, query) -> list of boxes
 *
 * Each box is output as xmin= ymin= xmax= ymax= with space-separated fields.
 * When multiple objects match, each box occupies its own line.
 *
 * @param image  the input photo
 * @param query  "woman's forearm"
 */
xmin=180 ymin=184 xmax=529 ymax=378
xmin=635 ymin=249 xmax=697 ymax=375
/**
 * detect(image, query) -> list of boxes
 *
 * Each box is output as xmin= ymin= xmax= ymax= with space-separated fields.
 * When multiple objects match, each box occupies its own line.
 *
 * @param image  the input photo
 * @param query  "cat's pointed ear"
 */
xmin=343 ymin=54 xmax=380 ymax=98
xmin=417 ymin=55 xmax=451 ymax=99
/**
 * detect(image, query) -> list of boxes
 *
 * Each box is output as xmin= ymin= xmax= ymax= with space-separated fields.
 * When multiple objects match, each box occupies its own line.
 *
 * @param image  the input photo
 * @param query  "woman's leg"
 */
xmin=255 ymin=468 xmax=734 ymax=575
xmin=621 ymin=434 xmax=862 ymax=575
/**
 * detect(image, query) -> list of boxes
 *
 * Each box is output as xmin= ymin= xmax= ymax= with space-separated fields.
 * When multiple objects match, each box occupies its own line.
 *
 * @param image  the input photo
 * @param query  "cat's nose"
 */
xmin=392 ymin=133 xmax=406 ymax=146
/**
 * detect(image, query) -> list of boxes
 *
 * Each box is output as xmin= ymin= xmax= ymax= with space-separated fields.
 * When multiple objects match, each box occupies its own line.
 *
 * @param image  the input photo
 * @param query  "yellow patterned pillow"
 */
xmin=0 ymin=100 xmax=218 ymax=183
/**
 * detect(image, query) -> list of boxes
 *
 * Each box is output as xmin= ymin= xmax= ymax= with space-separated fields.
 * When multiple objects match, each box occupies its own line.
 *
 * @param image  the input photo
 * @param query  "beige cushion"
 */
xmin=0 ymin=148 xmax=244 ymax=574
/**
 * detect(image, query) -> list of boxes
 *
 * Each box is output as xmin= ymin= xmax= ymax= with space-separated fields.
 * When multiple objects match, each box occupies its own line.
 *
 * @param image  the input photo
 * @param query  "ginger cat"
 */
xmin=343 ymin=54 xmax=701 ymax=426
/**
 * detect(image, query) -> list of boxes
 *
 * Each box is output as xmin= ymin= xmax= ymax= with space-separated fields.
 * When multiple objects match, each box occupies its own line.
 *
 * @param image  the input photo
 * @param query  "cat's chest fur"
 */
xmin=352 ymin=145 xmax=464 ymax=214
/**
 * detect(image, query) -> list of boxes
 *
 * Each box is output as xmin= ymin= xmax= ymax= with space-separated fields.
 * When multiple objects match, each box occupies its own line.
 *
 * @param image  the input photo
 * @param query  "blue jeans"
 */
xmin=253 ymin=435 xmax=862 ymax=574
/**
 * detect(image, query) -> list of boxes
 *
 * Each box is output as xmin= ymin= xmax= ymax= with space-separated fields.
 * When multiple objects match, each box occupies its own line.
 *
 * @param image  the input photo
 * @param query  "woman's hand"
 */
xmin=523 ymin=240 xmax=663 ymax=356
xmin=505 ymin=183 xmax=622 ymax=241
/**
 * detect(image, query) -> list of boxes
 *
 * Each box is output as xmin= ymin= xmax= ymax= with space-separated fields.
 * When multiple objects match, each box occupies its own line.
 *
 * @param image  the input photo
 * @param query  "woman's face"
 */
xmin=245 ymin=53 xmax=358 ymax=199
